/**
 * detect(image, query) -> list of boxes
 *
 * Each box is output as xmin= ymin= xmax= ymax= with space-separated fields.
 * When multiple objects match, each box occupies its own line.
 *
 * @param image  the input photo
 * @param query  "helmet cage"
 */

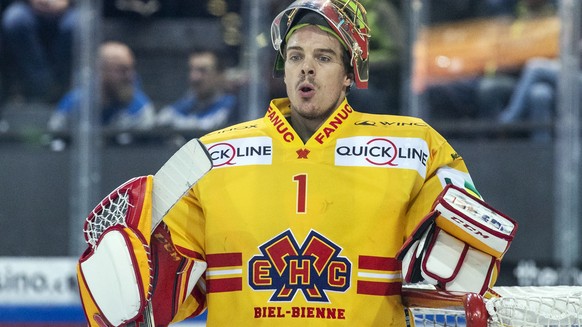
xmin=271 ymin=0 xmax=370 ymax=89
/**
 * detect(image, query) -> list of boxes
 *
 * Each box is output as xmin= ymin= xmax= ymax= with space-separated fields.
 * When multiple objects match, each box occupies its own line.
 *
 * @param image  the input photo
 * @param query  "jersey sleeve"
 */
xmin=404 ymin=130 xmax=478 ymax=238
xmin=163 ymin=186 xmax=206 ymax=260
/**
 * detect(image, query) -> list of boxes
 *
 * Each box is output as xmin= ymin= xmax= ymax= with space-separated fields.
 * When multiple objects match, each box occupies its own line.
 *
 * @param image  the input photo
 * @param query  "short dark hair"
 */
xmin=342 ymin=49 xmax=354 ymax=93
xmin=189 ymin=48 xmax=226 ymax=73
xmin=341 ymin=49 xmax=353 ymax=79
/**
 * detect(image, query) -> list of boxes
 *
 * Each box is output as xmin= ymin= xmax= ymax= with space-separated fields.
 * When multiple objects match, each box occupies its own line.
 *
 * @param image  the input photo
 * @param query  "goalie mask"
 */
xmin=271 ymin=0 xmax=370 ymax=89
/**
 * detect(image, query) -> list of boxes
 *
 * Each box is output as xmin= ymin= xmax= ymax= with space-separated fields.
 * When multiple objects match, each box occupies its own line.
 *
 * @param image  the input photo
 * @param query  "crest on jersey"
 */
xmin=248 ymin=230 xmax=351 ymax=302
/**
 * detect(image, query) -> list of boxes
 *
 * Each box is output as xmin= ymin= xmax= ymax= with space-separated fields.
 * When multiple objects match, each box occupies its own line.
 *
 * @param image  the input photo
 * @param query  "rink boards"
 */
xmin=0 ymin=257 xmax=206 ymax=326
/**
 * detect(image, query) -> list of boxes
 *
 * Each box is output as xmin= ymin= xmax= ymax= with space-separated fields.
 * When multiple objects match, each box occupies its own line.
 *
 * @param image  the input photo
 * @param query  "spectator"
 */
xmin=156 ymin=49 xmax=238 ymax=131
xmin=482 ymin=0 xmax=558 ymax=141
xmin=47 ymin=41 xmax=155 ymax=132
xmin=497 ymin=57 xmax=562 ymax=142
xmin=419 ymin=0 xmax=557 ymax=128
xmin=1 ymin=0 xmax=78 ymax=103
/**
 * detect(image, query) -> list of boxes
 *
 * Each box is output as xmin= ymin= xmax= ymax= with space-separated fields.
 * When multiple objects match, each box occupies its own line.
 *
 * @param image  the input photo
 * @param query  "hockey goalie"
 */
xmin=75 ymin=0 xmax=519 ymax=325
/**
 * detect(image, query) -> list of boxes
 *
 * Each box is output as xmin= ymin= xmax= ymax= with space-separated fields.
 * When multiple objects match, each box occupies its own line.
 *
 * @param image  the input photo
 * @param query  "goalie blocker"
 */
xmin=397 ymin=184 xmax=517 ymax=296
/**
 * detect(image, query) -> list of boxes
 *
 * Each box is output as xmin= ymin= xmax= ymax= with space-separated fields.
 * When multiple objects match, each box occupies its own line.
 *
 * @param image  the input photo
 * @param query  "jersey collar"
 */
xmin=264 ymin=97 xmax=356 ymax=146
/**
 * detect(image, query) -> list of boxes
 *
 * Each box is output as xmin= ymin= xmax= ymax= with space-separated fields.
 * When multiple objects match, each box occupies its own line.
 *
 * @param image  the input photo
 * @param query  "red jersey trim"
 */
xmin=357 ymin=255 xmax=402 ymax=296
xmin=207 ymin=253 xmax=242 ymax=267
xmin=207 ymin=277 xmax=243 ymax=293
xmin=206 ymin=253 xmax=243 ymax=293
xmin=357 ymin=280 xmax=402 ymax=296
xmin=358 ymin=255 xmax=401 ymax=271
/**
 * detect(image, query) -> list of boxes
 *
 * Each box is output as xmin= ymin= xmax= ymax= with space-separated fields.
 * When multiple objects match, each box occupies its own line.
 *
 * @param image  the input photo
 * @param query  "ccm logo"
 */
xmin=451 ymin=216 xmax=489 ymax=239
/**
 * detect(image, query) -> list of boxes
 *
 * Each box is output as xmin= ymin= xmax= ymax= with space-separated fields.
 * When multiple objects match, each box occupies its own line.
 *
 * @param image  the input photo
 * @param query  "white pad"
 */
xmin=184 ymin=260 xmax=208 ymax=301
xmin=422 ymin=229 xmax=464 ymax=283
xmin=421 ymin=228 xmax=496 ymax=295
xmin=79 ymin=229 xmax=144 ymax=326
xmin=445 ymin=246 xmax=495 ymax=294
xmin=401 ymin=224 xmax=433 ymax=283
xmin=398 ymin=211 xmax=438 ymax=284
xmin=400 ymin=238 xmax=420 ymax=283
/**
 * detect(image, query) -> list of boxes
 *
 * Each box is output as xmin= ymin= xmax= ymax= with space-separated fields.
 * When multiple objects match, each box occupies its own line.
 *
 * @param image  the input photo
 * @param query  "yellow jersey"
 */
xmin=164 ymin=98 xmax=476 ymax=326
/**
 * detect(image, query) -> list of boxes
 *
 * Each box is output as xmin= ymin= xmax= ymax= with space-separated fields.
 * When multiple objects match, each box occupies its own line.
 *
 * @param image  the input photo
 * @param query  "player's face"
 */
xmin=284 ymin=25 xmax=352 ymax=122
xmin=100 ymin=50 xmax=135 ymax=103
xmin=189 ymin=53 xmax=221 ymax=100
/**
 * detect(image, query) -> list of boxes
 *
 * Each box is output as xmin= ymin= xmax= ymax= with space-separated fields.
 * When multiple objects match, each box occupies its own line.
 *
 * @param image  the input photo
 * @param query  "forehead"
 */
xmin=285 ymin=25 xmax=343 ymax=54
xmin=189 ymin=53 xmax=217 ymax=66
xmin=100 ymin=46 xmax=133 ymax=67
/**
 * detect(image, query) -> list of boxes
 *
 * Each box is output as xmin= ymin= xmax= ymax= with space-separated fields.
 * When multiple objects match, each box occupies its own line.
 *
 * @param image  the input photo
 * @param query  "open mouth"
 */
xmin=298 ymin=83 xmax=315 ymax=97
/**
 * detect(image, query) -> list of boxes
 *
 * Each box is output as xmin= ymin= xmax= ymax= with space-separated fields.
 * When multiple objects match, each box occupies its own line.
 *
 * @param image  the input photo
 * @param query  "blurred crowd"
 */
xmin=0 ymin=0 xmax=567 ymax=144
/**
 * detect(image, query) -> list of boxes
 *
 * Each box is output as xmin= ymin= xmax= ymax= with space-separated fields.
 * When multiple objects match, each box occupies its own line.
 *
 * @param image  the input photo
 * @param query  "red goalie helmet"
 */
xmin=271 ymin=0 xmax=370 ymax=89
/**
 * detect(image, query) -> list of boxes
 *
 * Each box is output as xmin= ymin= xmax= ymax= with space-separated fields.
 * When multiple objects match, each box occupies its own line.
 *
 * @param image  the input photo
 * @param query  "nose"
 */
xmin=190 ymin=70 xmax=202 ymax=82
xmin=301 ymin=58 xmax=315 ymax=76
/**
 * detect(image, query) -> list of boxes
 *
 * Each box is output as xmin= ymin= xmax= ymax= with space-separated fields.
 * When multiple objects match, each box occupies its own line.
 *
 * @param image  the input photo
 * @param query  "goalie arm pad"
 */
xmin=397 ymin=185 xmax=518 ymax=295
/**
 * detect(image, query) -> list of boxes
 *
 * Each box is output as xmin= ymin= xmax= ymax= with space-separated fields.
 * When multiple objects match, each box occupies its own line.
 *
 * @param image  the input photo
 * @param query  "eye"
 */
xmin=286 ymin=52 xmax=303 ymax=62
xmin=318 ymin=55 xmax=332 ymax=62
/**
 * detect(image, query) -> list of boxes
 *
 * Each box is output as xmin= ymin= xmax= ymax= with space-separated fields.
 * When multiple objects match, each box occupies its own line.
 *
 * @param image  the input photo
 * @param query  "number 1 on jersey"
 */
xmin=293 ymin=174 xmax=307 ymax=214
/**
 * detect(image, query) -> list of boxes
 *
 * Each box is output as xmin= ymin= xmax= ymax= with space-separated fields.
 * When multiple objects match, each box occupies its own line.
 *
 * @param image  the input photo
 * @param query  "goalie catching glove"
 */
xmin=76 ymin=176 xmax=206 ymax=327
xmin=76 ymin=138 xmax=212 ymax=326
xmin=397 ymin=184 xmax=517 ymax=296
